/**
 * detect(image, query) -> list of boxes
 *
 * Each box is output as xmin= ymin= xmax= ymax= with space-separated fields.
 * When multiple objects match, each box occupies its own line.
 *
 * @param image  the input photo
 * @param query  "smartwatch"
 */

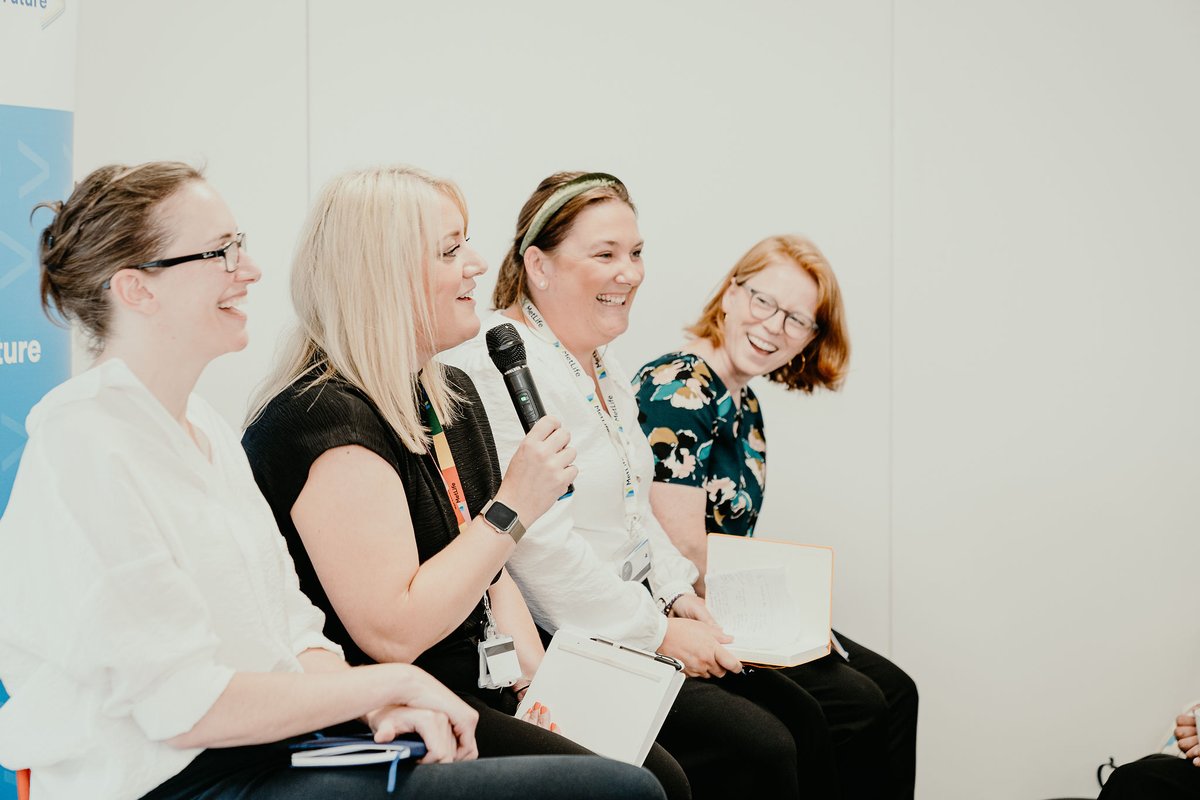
xmin=481 ymin=499 xmax=525 ymax=543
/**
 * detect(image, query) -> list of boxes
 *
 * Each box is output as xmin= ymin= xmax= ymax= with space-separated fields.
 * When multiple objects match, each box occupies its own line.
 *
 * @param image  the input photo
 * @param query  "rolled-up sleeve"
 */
xmin=506 ymin=485 xmax=669 ymax=651
xmin=73 ymin=552 xmax=235 ymax=741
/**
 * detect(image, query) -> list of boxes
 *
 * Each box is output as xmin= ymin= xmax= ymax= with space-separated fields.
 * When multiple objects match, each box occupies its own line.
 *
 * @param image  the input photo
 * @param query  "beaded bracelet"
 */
xmin=661 ymin=592 xmax=686 ymax=617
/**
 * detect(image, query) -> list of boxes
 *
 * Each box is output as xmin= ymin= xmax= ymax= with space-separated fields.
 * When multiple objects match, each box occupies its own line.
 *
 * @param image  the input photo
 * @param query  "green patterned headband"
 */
xmin=517 ymin=172 xmax=624 ymax=257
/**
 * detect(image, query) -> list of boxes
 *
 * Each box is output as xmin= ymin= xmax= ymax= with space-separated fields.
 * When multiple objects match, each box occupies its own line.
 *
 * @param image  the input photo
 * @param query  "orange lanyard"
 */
xmin=424 ymin=400 xmax=471 ymax=532
xmin=424 ymin=398 xmax=500 ymax=634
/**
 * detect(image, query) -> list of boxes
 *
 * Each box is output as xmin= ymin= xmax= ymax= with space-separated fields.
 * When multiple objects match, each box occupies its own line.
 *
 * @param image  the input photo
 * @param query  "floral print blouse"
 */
xmin=633 ymin=351 xmax=766 ymax=537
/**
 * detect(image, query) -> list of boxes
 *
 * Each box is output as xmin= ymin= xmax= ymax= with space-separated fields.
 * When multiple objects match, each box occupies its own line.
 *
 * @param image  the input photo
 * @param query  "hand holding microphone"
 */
xmin=487 ymin=323 xmax=577 ymax=515
xmin=486 ymin=323 xmax=553 ymax=432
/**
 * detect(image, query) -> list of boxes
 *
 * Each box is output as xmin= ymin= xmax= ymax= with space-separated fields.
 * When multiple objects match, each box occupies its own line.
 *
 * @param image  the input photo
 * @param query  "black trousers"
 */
xmin=781 ymin=630 xmax=919 ymax=800
xmin=141 ymin=736 xmax=666 ymax=800
xmin=656 ymin=669 xmax=838 ymax=799
xmin=1098 ymin=754 xmax=1200 ymax=799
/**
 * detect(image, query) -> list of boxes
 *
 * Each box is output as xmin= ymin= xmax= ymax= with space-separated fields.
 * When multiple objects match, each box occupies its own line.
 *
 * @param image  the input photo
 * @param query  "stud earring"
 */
xmin=539 ymin=281 xmax=547 ymax=289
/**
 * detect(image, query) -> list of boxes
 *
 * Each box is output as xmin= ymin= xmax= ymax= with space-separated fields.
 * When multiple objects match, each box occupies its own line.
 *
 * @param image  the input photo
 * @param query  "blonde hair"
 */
xmin=248 ymin=165 xmax=467 ymax=452
xmin=687 ymin=234 xmax=850 ymax=392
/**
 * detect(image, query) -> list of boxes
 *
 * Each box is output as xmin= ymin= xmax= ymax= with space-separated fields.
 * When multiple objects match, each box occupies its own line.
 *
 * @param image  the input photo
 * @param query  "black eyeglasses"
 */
xmin=103 ymin=232 xmax=246 ymax=289
xmin=133 ymin=231 xmax=246 ymax=274
xmin=737 ymin=279 xmax=819 ymax=339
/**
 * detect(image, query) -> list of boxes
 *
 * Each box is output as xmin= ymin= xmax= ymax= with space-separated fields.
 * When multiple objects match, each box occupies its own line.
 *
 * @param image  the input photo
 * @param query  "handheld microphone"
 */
xmin=486 ymin=322 xmax=574 ymax=496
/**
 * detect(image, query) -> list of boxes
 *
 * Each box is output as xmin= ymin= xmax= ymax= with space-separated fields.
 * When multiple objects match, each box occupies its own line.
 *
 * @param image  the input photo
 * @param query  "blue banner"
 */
xmin=0 ymin=103 xmax=72 ymax=797
xmin=0 ymin=104 xmax=72 ymax=513
xmin=0 ymin=4 xmax=76 ymax=792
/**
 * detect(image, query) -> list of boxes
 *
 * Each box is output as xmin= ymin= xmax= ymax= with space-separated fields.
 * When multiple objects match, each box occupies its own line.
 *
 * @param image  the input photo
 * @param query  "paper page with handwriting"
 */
xmin=707 ymin=566 xmax=794 ymax=649
xmin=706 ymin=534 xmax=834 ymax=667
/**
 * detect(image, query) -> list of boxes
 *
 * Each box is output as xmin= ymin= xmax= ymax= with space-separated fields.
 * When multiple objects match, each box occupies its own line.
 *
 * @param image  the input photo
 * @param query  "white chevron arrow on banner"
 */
xmin=0 ymin=232 xmax=32 ymax=292
xmin=1 ymin=414 xmax=27 ymax=474
xmin=42 ymin=0 xmax=67 ymax=30
xmin=18 ymin=140 xmax=50 ymax=199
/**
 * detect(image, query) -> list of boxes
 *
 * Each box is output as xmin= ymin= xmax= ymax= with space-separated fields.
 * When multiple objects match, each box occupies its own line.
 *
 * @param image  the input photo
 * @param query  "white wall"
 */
xmin=74 ymin=0 xmax=308 ymax=425
xmin=892 ymin=2 xmax=1200 ymax=797
xmin=70 ymin=2 xmax=1200 ymax=798
xmin=305 ymin=0 xmax=896 ymax=649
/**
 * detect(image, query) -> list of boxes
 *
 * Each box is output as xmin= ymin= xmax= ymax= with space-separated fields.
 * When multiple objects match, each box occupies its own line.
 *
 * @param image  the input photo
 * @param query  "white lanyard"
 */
xmin=520 ymin=300 xmax=641 ymax=536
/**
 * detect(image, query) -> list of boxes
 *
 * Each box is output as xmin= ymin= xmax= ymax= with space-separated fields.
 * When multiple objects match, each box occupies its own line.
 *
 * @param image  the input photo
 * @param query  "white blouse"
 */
xmin=0 ymin=360 xmax=340 ymax=800
xmin=448 ymin=312 xmax=698 ymax=651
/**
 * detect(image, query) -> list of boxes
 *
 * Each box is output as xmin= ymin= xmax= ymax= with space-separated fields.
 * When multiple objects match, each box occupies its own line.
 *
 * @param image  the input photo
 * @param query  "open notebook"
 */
xmin=515 ymin=629 xmax=685 ymax=764
xmin=706 ymin=534 xmax=834 ymax=667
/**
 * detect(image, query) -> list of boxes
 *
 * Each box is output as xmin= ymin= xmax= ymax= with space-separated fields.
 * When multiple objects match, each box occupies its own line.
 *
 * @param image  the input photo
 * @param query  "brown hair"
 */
xmin=34 ymin=161 xmax=204 ymax=351
xmin=492 ymin=171 xmax=635 ymax=309
xmin=687 ymin=234 xmax=851 ymax=392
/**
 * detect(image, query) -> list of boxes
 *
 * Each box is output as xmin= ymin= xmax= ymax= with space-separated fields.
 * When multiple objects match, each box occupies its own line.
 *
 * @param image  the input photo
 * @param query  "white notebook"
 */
xmin=515 ymin=629 xmax=685 ymax=765
xmin=706 ymin=534 xmax=833 ymax=667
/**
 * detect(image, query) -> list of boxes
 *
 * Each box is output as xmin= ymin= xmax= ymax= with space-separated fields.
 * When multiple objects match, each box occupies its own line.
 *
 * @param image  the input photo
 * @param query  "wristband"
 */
xmin=661 ymin=592 xmax=686 ymax=617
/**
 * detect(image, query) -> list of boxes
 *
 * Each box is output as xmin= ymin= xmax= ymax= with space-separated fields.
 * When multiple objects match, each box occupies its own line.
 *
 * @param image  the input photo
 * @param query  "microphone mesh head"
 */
xmin=486 ymin=323 xmax=528 ymax=373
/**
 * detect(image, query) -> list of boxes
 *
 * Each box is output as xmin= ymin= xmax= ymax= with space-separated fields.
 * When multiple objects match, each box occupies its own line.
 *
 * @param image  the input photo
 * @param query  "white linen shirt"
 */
xmin=447 ymin=312 xmax=698 ymax=651
xmin=0 ymin=360 xmax=340 ymax=800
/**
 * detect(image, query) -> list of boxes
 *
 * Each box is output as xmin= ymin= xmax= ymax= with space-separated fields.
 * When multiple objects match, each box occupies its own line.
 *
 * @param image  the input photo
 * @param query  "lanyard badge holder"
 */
xmin=477 ymin=593 xmax=521 ymax=689
xmin=521 ymin=300 xmax=652 ymax=584
xmin=424 ymin=394 xmax=522 ymax=689
xmin=619 ymin=537 xmax=652 ymax=583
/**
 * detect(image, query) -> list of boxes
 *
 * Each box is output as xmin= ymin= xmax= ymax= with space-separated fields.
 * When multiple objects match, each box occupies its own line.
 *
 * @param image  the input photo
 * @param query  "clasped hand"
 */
xmin=661 ymin=594 xmax=743 ymax=678
xmin=1175 ymin=706 xmax=1200 ymax=766
xmin=369 ymin=664 xmax=480 ymax=763
xmin=367 ymin=705 xmax=466 ymax=764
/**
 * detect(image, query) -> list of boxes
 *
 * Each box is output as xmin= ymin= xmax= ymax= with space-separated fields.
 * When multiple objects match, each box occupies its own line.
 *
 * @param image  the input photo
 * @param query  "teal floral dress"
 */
xmin=633 ymin=352 xmax=766 ymax=537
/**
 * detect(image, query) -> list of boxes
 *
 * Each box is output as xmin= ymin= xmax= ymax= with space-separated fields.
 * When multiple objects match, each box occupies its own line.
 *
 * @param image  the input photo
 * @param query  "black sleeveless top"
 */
xmin=241 ymin=367 xmax=502 ymax=692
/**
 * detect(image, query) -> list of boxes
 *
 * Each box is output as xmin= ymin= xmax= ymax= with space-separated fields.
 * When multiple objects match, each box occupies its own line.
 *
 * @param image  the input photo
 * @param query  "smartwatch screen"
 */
xmin=486 ymin=502 xmax=519 ymax=531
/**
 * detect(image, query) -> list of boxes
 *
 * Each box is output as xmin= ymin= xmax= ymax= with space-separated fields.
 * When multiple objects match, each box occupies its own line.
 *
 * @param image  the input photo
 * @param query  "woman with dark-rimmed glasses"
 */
xmin=0 ymin=161 xmax=666 ymax=800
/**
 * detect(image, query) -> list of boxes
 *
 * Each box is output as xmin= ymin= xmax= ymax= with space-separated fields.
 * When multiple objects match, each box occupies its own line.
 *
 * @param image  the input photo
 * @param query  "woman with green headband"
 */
xmin=449 ymin=171 xmax=838 ymax=799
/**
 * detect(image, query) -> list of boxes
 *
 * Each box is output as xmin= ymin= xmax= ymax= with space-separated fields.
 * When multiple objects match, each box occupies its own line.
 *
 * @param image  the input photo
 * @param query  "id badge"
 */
xmin=478 ymin=634 xmax=521 ymax=689
xmin=618 ymin=537 xmax=652 ymax=583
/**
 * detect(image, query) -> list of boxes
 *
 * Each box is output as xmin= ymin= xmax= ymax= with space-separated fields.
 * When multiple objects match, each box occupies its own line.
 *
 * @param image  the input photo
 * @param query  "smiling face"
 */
xmin=428 ymin=193 xmax=487 ymax=356
xmin=140 ymin=180 xmax=261 ymax=363
xmin=717 ymin=258 xmax=819 ymax=388
xmin=527 ymin=200 xmax=643 ymax=355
